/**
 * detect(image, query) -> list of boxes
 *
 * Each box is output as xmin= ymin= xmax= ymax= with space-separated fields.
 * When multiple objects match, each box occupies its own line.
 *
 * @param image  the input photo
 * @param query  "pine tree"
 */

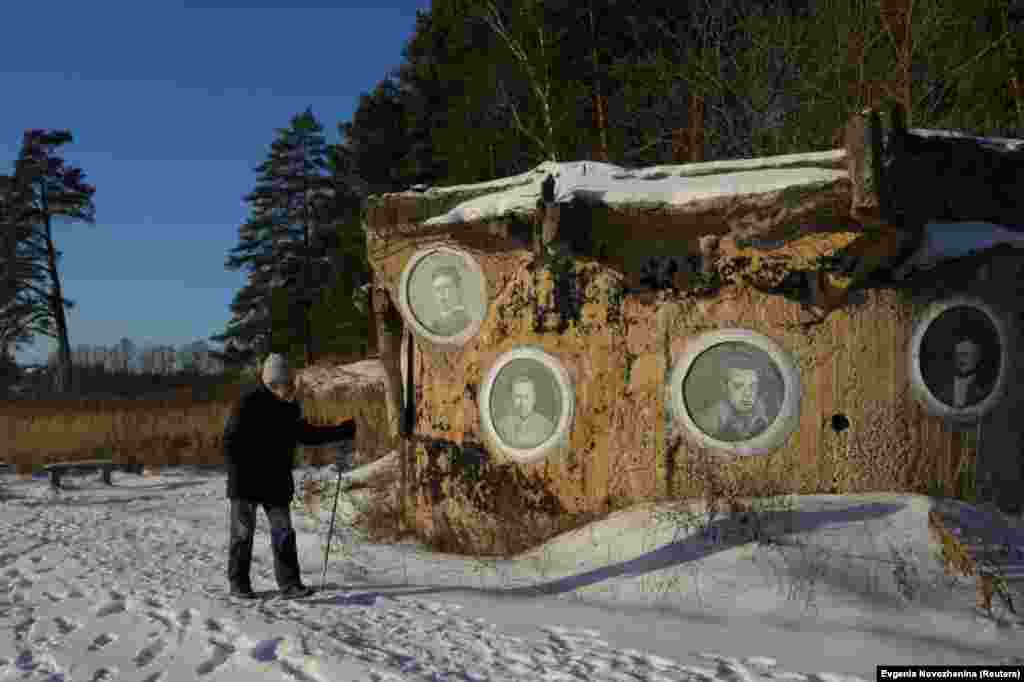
xmin=310 ymin=142 xmax=371 ymax=357
xmin=338 ymin=80 xmax=415 ymax=196
xmin=216 ymin=108 xmax=337 ymax=368
xmin=0 ymin=173 xmax=39 ymax=357
xmin=9 ymin=130 xmax=96 ymax=394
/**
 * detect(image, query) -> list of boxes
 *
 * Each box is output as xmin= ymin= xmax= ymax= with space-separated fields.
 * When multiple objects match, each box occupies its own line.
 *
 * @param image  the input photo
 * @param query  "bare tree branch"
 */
xmin=478 ymin=0 xmax=560 ymax=162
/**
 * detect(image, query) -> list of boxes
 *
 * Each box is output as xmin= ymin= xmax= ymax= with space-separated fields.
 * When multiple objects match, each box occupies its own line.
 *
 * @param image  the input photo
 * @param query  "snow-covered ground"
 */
xmin=1 ymin=460 xmax=1023 ymax=682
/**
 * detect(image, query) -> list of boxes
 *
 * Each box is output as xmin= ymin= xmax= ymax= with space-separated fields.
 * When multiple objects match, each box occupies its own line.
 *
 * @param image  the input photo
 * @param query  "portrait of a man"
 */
xmin=686 ymin=344 xmax=783 ymax=443
xmin=481 ymin=347 xmax=574 ymax=462
xmin=917 ymin=303 xmax=1002 ymax=414
xmin=930 ymin=333 xmax=996 ymax=408
xmin=494 ymin=374 xmax=556 ymax=448
xmin=427 ymin=264 xmax=472 ymax=337
xmin=399 ymin=247 xmax=486 ymax=344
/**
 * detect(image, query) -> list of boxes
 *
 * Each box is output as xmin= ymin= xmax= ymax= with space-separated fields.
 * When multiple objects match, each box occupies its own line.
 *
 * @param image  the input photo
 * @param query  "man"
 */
xmin=428 ymin=265 xmax=471 ymax=336
xmin=495 ymin=375 xmax=555 ymax=448
xmin=934 ymin=335 xmax=993 ymax=408
xmin=222 ymin=353 xmax=356 ymax=600
xmin=693 ymin=351 xmax=773 ymax=442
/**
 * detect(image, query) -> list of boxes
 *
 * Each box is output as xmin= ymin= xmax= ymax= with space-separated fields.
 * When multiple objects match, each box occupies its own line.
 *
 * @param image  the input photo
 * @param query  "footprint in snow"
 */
xmin=13 ymin=616 xmax=37 ymax=642
xmin=204 ymin=616 xmax=235 ymax=634
xmin=90 ymin=666 xmax=119 ymax=681
xmin=146 ymin=610 xmax=175 ymax=633
xmin=133 ymin=637 xmax=169 ymax=668
xmin=94 ymin=600 xmax=126 ymax=618
xmin=53 ymin=616 xmax=80 ymax=635
xmin=87 ymin=632 xmax=118 ymax=651
xmin=195 ymin=636 xmax=237 ymax=676
xmin=177 ymin=607 xmax=199 ymax=628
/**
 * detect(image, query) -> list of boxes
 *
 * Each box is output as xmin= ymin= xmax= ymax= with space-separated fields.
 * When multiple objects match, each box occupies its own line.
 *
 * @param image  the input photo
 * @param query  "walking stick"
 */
xmin=321 ymin=441 xmax=352 ymax=591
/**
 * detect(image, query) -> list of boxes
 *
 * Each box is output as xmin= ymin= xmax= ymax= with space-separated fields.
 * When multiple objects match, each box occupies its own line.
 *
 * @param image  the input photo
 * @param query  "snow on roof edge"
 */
xmin=906 ymin=128 xmax=1024 ymax=152
xmin=421 ymin=160 xmax=848 ymax=227
xmin=387 ymin=149 xmax=846 ymax=199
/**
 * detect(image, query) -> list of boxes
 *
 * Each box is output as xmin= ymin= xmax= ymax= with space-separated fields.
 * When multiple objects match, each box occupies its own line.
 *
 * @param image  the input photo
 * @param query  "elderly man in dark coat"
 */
xmin=222 ymin=353 xmax=356 ymax=599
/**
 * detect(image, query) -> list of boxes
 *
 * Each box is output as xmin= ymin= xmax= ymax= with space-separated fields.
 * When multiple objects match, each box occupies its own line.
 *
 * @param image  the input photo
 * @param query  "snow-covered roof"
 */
xmin=384 ymin=129 xmax=1022 ymax=229
xmin=369 ymin=128 xmax=1024 ymax=275
xmin=401 ymin=150 xmax=847 ymax=227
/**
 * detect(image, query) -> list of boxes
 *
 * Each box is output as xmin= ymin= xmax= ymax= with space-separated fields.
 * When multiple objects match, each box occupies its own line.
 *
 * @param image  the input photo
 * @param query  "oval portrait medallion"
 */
xmin=909 ymin=296 xmax=1010 ymax=422
xmin=398 ymin=245 xmax=488 ymax=346
xmin=479 ymin=346 xmax=575 ymax=464
xmin=669 ymin=329 xmax=802 ymax=456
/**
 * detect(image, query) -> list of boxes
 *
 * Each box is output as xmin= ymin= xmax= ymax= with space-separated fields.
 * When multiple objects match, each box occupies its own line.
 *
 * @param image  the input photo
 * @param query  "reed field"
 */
xmin=1 ymin=370 xmax=395 ymax=477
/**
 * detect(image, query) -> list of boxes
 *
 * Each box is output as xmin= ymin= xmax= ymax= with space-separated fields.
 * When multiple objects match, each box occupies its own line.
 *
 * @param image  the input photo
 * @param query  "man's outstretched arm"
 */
xmin=296 ymin=416 xmax=357 ymax=446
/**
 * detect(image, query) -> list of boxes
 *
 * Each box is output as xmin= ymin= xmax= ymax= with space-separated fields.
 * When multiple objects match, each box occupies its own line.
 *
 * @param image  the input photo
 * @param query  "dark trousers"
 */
xmin=227 ymin=499 xmax=302 ymax=590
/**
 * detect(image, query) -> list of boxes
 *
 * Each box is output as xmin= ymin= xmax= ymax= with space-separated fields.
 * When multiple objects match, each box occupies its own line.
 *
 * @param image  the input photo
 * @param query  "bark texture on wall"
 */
xmin=361 ymin=112 xmax=1024 ymax=552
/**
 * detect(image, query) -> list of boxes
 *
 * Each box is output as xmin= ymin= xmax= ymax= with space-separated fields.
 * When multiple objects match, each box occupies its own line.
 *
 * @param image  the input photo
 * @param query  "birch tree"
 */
xmin=472 ymin=0 xmax=569 ymax=164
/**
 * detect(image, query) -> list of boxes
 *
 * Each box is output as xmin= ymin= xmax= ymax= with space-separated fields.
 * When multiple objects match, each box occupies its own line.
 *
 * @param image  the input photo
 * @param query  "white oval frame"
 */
xmin=669 ymin=329 xmax=803 ymax=457
xmin=908 ymin=296 xmax=1011 ymax=423
xmin=479 ymin=346 xmax=575 ymax=465
xmin=397 ymin=245 xmax=488 ymax=347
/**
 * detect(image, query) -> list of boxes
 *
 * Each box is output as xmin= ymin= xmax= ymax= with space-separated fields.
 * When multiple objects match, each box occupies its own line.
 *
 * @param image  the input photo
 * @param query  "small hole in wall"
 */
xmin=831 ymin=414 xmax=850 ymax=432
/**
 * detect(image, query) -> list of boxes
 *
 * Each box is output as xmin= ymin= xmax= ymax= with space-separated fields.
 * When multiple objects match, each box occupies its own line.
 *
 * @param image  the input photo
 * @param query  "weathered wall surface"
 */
xmin=366 ymin=204 xmax=1024 ymax=553
xmin=362 ymin=139 xmax=1023 ymax=552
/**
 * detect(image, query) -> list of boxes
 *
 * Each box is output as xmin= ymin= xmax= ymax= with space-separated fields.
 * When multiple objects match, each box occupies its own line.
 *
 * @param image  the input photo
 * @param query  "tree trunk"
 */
xmin=1012 ymin=75 xmax=1024 ymax=129
xmin=689 ymin=93 xmax=705 ymax=163
xmin=592 ymin=92 xmax=609 ymax=162
xmin=880 ymin=0 xmax=914 ymax=126
xmin=671 ymin=127 xmax=688 ymax=164
xmin=39 ymin=181 xmax=73 ymax=394
xmin=303 ymin=300 xmax=313 ymax=367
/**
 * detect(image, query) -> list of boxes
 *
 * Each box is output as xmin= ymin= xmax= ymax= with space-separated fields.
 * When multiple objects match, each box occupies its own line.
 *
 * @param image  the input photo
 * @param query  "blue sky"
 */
xmin=2 ymin=0 xmax=431 ymax=365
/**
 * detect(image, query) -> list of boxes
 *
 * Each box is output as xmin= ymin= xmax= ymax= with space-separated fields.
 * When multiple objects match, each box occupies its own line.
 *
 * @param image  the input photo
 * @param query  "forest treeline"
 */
xmin=2 ymin=0 xmax=1021 ymax=396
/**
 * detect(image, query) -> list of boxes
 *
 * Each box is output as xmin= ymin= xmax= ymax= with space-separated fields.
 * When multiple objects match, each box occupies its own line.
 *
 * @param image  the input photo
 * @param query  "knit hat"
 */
xmin=262 ymin=353 xmax=291 ymax=386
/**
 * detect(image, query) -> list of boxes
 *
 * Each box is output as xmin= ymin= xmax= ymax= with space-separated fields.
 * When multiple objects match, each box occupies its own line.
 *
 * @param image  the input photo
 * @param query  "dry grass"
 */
xmin=0 ymin=372 xmax=393 ymax=475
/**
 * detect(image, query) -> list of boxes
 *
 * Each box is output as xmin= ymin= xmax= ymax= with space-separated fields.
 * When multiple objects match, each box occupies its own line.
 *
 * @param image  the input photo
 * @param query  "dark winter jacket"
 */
xmin=222 ymin=383 xmax=356 ymax=504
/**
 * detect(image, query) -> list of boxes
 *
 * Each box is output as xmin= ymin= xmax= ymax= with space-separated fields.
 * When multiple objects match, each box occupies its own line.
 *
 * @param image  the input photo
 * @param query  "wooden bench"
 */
xmin=43 ymin=460 xmax=145 ymax=490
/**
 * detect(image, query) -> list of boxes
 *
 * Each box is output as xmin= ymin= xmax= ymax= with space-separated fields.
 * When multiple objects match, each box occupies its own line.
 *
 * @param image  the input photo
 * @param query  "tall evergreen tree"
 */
xmin=10 ymin=130 xmax=96 ymax=394
xmin=0 ymin=173 xmax=39 ymax=357
xmin=215 ymin=108 xmax=336 ymax=368
xmin=339 ymin=80 xmax=414 ymax=196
